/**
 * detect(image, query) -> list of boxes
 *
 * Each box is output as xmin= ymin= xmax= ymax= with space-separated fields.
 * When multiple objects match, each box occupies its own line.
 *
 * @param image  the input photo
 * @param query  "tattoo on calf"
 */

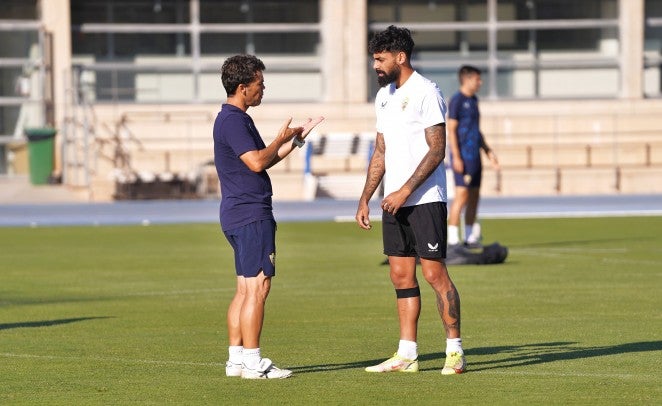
xmin=446 ymin=288 xmax=461 ymax=330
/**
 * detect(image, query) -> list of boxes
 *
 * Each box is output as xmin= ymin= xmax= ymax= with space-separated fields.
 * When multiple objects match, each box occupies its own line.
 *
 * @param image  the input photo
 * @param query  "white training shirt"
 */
xmin=375 ymin=71 xmax=448 ymax=207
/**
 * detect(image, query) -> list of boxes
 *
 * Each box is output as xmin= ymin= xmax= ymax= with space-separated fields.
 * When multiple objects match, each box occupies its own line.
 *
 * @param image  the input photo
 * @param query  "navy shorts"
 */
xmin=382 ymin=202 xmax=447 ymax=259
xmin=223 ymin=219 xmax=276 ymax=278
xmin=453 ymin=159 xmax=482 ymax=188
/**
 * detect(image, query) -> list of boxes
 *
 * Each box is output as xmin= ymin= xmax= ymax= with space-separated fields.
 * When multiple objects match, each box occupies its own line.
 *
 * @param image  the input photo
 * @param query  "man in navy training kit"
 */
xmin=447 ymin=65 xmax=499 ymax=247
xmin=213 ymin=54 xmax=323 ymax=379
xmin=356 ymin=25 xmax=466 ymax=375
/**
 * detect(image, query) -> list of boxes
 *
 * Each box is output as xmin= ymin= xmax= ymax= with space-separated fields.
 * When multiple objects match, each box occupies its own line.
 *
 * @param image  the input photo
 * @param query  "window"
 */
xmin=71 ymin=0 xmax=321 ymax=102
xmin=368 ymin=0 xmax=620 ymax=99
xmin=645 ymin=0 xmax=662 ymax=98
xmin=0 ymin=0 xmax=40 ymax=173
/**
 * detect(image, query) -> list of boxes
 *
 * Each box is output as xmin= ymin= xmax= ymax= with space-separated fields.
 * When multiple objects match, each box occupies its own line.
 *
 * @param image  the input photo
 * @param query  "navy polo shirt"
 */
xmin=213 ymin=104 xmax=274 ymax=231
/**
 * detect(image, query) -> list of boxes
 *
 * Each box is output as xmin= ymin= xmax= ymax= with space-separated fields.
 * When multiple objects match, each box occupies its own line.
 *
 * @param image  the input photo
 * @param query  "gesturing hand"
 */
xmin=277 ymin=117 xmax=304 ymax=143
xmin=298 ymin=116 xmax=325 ymax=140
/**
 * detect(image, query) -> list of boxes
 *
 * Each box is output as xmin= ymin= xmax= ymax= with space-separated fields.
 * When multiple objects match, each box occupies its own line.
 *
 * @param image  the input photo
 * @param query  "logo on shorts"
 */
xmin=463 ymin=174 xmax=472 ymax=184
xmin=427 ymin=242 xmax=439 ymax=252
xmin=269 ymin=252 xmax=276 ymax=266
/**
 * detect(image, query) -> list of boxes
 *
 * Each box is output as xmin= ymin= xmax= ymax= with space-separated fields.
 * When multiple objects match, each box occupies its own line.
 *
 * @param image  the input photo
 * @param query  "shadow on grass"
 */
xmin=290 ymin=341 xmax=662 ymax=374
xmin=508 ymin=236 xmax=640 ymax=249
xmin=466 ymin=340 xmax=662 ymax=372
xmin=0 ymin=316 xmax=113 ymax=331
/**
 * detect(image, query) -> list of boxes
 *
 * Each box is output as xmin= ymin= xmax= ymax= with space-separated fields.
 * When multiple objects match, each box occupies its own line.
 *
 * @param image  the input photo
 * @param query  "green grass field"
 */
xmin=1 ymin=216 xmax=660 ymax=405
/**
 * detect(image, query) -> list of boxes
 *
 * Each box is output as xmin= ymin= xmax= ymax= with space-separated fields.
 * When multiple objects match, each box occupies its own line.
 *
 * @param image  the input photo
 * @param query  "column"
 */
xmin=321 ymin=0 xmax=368 ymax=103
xmin=321 ymin=0 xmax=345 ymax=102
xmin=344 ymin=0 xmax=368 ymax=103
xmin=619 ymin=0 xmax=644 ymax=99
xmin=40 ymin=0 xmax=72 ymax=173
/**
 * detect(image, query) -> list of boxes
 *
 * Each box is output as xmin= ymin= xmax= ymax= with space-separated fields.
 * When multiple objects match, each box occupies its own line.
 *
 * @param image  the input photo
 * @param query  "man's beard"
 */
xmin=376 ymin=67 xmax=399 ymax=87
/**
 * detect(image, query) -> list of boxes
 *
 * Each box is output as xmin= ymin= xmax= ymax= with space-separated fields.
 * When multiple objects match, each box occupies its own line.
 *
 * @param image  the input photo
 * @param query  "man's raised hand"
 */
xmin=299 ymin=116 xmax=325 ymax=140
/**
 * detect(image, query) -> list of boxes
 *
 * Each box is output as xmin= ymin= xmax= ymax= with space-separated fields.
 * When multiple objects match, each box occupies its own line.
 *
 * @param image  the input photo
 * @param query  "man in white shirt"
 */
xmin=356 ymin=25 xmax=465 ymax=375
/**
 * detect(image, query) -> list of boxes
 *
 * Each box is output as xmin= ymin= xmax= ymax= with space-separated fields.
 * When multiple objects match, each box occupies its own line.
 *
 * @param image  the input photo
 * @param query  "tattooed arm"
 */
xmin=356 ymin=132 xmax=386 ymax=230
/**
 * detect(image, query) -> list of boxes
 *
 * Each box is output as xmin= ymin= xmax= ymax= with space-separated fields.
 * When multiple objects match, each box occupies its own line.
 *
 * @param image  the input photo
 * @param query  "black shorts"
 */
xmin=382 ymin=202 xmax=447 ymax=259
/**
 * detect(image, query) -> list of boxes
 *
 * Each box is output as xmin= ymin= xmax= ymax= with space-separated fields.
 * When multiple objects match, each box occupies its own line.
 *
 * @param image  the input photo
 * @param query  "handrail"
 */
xmin=72 ymin=60 xmax=320 ymax=73
xmin=73 ymin=22 xmax=320 ymax=34
xmin=0 ymin=20 xmax=41 ymax=30
xmin=369 ymin=18 xmax=619 ymax=32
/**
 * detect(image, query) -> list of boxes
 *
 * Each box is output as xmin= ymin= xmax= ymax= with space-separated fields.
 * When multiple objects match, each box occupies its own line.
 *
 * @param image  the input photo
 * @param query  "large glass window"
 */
xmin=200 ymin=33 xmax=318 ymax=55
xmin=368 ymin=0 xmax=620 ymax=99
xmin=73 ymin=33 xmax=191 ymax=57
xmin=71 ymin=0 xmax=321 ymax=103
xmin=199 ymin=0 xmax=317 ymax=23
xmin=72 ymin=0 xmax=189 ymax=24
xmin=2 ymin=0 xmax=38 ymax=20
xmin=0 ymin=0 xmax=40 ymax=174
xmin=645 ymin=0 xmax=662 ymax=98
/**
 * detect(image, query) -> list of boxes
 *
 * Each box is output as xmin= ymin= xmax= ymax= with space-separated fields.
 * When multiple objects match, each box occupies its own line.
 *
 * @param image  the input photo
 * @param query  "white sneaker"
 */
xmin=365 ymin=353 xmax=419 ymax=373
xmin=241 ymin=358 xmax=293 ymax=379
xmin=441 ymin=352 xmax=466 ymax=375
xmin=465 ymin=233 xmax=483 ymax=248
xmin=225 ymin=361 xmax=242 ymax=377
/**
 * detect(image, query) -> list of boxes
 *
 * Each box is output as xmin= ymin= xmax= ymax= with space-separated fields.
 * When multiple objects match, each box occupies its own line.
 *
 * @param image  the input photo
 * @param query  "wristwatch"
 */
xmin=292 ymin=137 xmax=305 ymax=148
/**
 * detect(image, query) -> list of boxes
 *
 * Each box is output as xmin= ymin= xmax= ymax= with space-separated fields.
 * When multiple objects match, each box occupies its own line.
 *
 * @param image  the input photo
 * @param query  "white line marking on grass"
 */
xmin=598 ymin=257 xmax=661 ymax=266
xmin=481 ymin=210 xmax=662 ymax=219
xmin=337 ymin=210 xmax=662 ymax=222
xmin=119 ymin=288 xmax=234 ymax=297
xmin=0 ymin=352 xmax=222 ymax=368
xmin=472 ymin=369 xmax=646 ymax=380
xmin=515 ymin=248 xmax=660 ymax=266
xmin=2 ymin=353 xmax=656 ymax=381
xmin=516 ymin=248 xmax=627 ymax=254
xmin=334 ymin=215 xmax=381 ymax=223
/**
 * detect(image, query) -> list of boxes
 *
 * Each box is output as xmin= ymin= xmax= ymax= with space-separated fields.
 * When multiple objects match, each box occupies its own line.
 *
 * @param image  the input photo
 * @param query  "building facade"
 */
xmin=1 ymin=0 xmax=661 ymax=197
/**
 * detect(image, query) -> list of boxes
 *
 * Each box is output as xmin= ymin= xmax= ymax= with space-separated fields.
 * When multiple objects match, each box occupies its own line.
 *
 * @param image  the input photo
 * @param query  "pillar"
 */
xmin=619 ymin=0 xmax=644 ymax=99
xmin=39 ymin=0 xmax=72 ymax=173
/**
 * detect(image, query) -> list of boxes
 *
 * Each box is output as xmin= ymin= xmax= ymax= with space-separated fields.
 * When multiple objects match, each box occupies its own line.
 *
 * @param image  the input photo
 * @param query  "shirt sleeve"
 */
xmin=420 ymin=83 xmax=447 ymax=129
xmin=375 ymin=88 xmax=385 ymax=134
xmin=223 ymin=113 xmax=260 ymax=158
xmin=447 ymin=93 xmax=461 ymax=121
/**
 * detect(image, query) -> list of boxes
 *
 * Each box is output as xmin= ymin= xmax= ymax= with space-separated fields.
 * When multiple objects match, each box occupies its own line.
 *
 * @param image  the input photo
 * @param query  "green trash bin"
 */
xmin=25 ymin=127 xmax=57 ymax=185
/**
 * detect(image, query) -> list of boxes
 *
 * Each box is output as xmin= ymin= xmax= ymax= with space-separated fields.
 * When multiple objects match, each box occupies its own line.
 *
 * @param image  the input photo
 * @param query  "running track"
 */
xmin=1 ymin=195 xmax=661 ymax=227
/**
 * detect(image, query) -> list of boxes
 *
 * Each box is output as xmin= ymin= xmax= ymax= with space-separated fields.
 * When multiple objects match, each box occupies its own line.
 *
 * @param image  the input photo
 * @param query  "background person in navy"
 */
xmin=213 ymin=54 xmax=323 ymax=379
xmin=447 ymin=65 xmax=499 ymax=247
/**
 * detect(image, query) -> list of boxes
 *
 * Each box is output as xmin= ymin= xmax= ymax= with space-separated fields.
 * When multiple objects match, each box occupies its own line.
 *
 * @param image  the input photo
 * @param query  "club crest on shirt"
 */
xmin=401 ymin=97 xmax=409 ymax=111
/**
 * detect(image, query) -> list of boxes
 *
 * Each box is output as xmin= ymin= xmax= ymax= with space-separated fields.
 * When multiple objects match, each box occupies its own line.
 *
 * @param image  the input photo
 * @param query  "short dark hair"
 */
xmin=458 ymin=65 xmax=481 ymax=83
xmin=221 ymin=54 xmax=265 ymax=96
xmin=368 ymin=25 xmax=415 ymax=60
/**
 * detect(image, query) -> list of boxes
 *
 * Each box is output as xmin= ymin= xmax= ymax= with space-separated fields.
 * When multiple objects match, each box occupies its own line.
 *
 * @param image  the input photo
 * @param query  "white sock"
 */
xmin=228 ymin=345 xmax=243 ymax=364
xmin=446 ymin=338 xmax=463 ymax=355
xmin=448 ymin=225 xmax=460 ymax=245
xmin=242 ymin=347 xmax=261 ymax=369
xmin=467 ymin=222 xmax=481 ymax=243
xmin=397 ymin=339 xmax=418 ymax=360
xmin=464 ymin=224 xmax=473 ymax=241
